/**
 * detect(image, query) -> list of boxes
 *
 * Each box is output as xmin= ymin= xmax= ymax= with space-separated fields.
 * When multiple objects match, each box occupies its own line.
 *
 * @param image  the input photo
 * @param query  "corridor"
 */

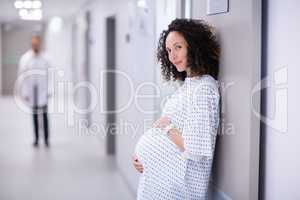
xmin=0 ymin=0 xmax=299 ymax=199
xmin=0 ymin=97 xmax=134 ymax=200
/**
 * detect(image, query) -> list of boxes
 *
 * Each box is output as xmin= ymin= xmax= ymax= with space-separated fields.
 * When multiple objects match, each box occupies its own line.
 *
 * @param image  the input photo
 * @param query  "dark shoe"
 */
xmin=45 ymin=141 xmax=50 ymax=148
xmin=33 ymin=141 xmax=39 ymax=147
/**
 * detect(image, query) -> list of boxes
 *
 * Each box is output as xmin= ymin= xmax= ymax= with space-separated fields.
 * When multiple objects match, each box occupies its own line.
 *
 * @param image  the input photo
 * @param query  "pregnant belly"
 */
xmin=135 ymin=127 xmax=186 ymax=185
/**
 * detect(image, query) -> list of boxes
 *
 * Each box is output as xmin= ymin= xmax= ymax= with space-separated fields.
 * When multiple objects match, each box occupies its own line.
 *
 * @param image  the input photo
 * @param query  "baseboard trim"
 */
xmin=208 ymin=182 xmax=232 ymax=200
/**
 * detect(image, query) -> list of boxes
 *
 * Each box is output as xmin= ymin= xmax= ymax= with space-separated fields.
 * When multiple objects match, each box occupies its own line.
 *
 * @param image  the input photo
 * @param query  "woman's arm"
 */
xmin=167 ymin=128 xmax=185 ymax=151
xmin=181 ymin=83 xmax=220 ymax=161
xmin=153 ymin=116 xmax=186 ymax=151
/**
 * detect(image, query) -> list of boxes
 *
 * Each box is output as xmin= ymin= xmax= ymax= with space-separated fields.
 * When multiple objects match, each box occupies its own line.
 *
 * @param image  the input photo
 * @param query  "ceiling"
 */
xmin=0 ymin=0 xmax=90 ymax=23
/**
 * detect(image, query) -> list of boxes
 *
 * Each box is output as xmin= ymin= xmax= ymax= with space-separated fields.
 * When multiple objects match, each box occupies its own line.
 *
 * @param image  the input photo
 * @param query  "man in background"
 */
xmin=18 ymin=35 xmax=50 ymax=147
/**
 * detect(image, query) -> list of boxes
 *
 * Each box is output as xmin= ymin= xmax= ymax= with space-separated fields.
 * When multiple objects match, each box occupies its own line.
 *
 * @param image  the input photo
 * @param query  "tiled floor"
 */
xmin=0 ymin=97 xmax=134 ymax=200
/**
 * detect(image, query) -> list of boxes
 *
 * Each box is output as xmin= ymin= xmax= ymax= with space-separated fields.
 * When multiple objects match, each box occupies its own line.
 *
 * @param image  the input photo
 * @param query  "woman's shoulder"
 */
xmin=187 ymin=75 xmax=220 ymax=105
xmin=185 ymin=74 xmax=219 ymax=91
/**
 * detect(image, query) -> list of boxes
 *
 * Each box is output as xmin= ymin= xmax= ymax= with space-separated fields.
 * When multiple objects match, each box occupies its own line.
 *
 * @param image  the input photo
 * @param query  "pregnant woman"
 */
xmin=132 ymin=19 xmax=220 ymax=199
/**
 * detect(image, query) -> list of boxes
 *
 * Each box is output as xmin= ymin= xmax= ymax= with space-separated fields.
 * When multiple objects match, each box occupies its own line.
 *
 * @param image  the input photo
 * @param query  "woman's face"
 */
xmin=165 ymin=31 xmax=188 ymax=72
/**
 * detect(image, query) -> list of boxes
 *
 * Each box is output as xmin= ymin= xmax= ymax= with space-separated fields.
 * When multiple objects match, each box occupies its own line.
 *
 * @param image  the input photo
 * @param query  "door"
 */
xmin=105 ymin=16 xmax=116 ymax=155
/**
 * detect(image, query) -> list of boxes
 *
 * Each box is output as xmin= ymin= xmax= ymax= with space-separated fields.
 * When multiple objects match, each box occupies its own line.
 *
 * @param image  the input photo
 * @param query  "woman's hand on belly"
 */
xmin=132 ymin=155 xmax=144 ymax=173
xmin=152 ymin=116 xmax=185 ymax=151
xmin=167 ymin=129 xmax=185 ymax=152
xmin=152 ymin=116 xmax=171 ymax=129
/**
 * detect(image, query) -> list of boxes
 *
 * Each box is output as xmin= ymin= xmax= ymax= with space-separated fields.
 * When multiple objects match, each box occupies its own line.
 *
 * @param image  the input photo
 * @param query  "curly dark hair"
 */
xmin=157 ymin=18 xmax=220 ymax=81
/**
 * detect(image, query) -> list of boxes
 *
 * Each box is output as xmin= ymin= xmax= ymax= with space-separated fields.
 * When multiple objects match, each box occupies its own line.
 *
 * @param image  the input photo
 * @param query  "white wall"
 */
xmin=70 ymin=0 xmax=123 ymax=151
xmin=191 ymin=0 xmax=261 ymax=199
xmin=76 ymin=0 xmax=157 ymax=194
xmin=263 ymin=0 xmax=300 ymax=199
xmin=85 ymin=0 xmax=160 ymax=194
xmin=115 ymin=0 xmax=156 ymax=194
xmin=0 ymin=24 xmax=2 ymax=95
xmin=87 ymin=0 xmax=119 ymax=137
xmin=44 ymin=19 xmax=72 ymax=82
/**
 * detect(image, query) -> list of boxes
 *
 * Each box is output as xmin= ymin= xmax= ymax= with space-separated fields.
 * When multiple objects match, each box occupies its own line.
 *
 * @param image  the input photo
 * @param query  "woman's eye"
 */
xmin=175 ymin=45 xmax=182 ymax=50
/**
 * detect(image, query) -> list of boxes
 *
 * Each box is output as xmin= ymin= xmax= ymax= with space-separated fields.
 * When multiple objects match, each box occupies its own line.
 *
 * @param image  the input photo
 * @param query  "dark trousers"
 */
xmin=33 ymin=105 xmax=49 ymax=144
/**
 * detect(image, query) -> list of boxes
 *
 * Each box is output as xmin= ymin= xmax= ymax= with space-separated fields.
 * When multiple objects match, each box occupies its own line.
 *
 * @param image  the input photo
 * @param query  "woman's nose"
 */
xmin=170 ymin=51 xmax=177 ymax=61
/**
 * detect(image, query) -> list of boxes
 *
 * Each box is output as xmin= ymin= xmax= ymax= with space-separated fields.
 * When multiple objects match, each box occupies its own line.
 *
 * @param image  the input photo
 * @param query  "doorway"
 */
xmin=105 ymin=16 xmax=116 ymax=155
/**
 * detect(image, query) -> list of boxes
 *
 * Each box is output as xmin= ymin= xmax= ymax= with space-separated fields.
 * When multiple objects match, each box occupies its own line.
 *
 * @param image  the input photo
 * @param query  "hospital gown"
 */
xmin=135 ymin=74 xmax=220 ymax=200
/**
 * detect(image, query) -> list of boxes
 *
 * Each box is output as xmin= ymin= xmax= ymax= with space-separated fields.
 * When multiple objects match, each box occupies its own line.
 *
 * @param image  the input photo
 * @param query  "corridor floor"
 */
xmin=0 ymin=97 xmax=134 ymax=200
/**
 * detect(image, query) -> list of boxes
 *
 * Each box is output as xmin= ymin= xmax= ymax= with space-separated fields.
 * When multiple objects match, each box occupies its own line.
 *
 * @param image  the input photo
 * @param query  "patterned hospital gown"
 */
xmin=134 ymin=74 xmax=220 ymax=200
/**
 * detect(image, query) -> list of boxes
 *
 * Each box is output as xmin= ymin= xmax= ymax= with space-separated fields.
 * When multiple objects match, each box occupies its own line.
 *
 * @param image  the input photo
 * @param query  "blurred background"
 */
xmin=0 ymin=0 xmax=299 ymax=199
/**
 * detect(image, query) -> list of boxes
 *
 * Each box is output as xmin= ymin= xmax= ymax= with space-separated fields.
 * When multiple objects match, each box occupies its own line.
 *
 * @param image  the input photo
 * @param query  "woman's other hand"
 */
xmin=132 ymin=155 xmax=144 ymax=173
xmin=168 ymin=129 xmax=185 ymax=151
xmin=153 ymin=116 xmax=170 ymax=129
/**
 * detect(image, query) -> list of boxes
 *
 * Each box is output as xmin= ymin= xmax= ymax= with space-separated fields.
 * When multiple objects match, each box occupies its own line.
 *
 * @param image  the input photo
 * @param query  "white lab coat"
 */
xmin=17 ymin=50 xmax=50 ymax=108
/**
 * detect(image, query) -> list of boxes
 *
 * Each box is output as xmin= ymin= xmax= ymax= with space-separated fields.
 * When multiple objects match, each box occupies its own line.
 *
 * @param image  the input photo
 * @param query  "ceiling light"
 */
xmin=14 ymin=0 xmax=23 ymax=9
xmin=32 ymin=1 xmax=42 ymax=9
xmin=19 ymin=9 xmax=28 ymax=17
xmin=137 ymin=0 xmax=147 ymax=8
xmin=32 ymin=9 xmax=42 ymax=18
xmin=19 ymin=9 xmax=43 ymax=21
xmin=23 ymin=0 xmax=32 ymax=9
xmin=21 ymin=14 xmax=42 ymax=21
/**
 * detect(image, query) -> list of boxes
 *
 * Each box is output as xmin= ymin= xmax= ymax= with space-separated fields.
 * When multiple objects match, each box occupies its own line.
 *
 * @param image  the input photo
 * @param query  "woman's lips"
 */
xmin=174 ymin=61 xmax=182 ymax=65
